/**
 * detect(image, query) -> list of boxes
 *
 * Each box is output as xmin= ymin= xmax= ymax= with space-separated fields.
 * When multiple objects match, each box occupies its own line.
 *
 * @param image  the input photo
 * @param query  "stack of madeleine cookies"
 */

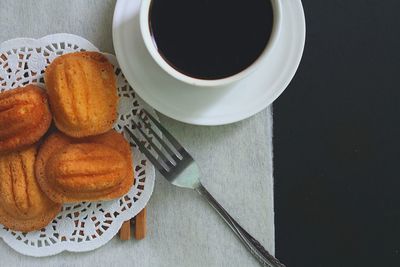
xmin=0 ymin=51 xmax=134 ymax=232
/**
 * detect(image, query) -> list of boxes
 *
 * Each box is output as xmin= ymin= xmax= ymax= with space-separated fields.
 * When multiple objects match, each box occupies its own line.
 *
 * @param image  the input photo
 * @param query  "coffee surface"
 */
xmin=149 ymin=0 xmax=273 ymax=80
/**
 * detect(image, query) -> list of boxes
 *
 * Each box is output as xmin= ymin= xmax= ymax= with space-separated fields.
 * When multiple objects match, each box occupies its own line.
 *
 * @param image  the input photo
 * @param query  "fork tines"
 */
xmin=124 ymin=109 xmax=190 ymax=175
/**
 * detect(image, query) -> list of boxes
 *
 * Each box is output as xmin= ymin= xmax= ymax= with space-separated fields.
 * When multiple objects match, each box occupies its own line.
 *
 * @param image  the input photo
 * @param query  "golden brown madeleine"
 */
xmin=0 ymin=146 xmax=61 ymax=232
xmin=45 ymin=51 xmax=118 ymax=138
xmin=36 ymin=130 xmax=134 ymax=203
xmin=0 ymin=85 xmax=52 ymax=154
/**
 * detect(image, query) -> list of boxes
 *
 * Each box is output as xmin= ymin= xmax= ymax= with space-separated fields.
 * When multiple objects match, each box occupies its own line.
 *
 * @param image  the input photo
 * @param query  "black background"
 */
xmin=273 ymin=0 xmax=400 ymax=266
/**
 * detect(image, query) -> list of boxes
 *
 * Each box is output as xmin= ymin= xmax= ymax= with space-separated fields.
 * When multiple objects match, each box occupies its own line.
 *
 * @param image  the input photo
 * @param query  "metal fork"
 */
xmin=123 ymin=110 xmax=285 ymax=267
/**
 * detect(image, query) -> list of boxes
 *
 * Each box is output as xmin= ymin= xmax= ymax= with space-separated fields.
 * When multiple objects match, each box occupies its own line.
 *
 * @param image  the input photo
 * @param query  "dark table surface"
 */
xmin=273 ymin=0 xmax=400 ymax=266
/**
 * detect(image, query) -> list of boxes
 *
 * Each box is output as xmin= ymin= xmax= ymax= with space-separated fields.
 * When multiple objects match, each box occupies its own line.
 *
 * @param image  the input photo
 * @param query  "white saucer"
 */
xmin=113 ymin=0 xmax=305 ymax=125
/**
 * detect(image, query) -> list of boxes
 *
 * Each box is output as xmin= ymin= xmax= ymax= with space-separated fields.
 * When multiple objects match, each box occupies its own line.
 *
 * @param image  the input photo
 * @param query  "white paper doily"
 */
xmin=0 ymin=33 xmax=156 ymax=257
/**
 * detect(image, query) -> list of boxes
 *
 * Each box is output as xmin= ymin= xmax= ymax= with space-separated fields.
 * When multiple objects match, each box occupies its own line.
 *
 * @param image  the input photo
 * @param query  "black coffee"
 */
xmin=149 ymin=0 xmax=274 ymax=80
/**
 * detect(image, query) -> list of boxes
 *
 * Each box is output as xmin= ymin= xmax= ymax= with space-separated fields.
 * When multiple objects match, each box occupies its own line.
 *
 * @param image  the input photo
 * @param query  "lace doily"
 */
xmin=0 ymin=33 xmax=155 ymax=257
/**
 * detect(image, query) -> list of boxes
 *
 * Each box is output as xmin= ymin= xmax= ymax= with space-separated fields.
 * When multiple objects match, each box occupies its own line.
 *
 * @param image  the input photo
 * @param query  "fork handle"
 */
xmin=196 ymin=184 xmax=285 ymax=267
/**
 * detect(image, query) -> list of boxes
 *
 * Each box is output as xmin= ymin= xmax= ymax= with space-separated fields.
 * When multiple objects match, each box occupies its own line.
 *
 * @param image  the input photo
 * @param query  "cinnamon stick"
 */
xmin=119 ymin=220 xmax=131 ymax=240
xmin=134 ymin=207 xmax=147 ymax=240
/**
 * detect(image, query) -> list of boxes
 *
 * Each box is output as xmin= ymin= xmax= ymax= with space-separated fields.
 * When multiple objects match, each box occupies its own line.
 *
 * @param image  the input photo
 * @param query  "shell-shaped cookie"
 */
xmin=36 ymin=130 xmax=134 ymax=203
xmin=45 ymin=51 xmax=118 ymax=138
xmin=47 ymin=143 xmax=127 ymax=193
xmin=0 ymin=85 xmax=52 ymax=154
xmin=0 ymin=146 xmax=61 ymax=232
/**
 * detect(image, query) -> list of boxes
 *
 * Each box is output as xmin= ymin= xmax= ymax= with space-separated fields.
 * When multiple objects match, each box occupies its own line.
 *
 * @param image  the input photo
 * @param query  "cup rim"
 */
xmin=140 ymin=0 xmax=282 ymax=87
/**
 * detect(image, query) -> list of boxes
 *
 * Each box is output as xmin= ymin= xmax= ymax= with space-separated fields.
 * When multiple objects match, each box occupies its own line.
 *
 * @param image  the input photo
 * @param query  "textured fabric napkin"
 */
xmin=0 ymin=0 xmax=274 ymax=266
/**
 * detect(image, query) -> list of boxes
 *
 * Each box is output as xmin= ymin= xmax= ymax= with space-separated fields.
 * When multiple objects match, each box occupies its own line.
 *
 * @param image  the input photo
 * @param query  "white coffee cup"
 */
xmin=140 ymin=0 xmax=282 ymax=87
